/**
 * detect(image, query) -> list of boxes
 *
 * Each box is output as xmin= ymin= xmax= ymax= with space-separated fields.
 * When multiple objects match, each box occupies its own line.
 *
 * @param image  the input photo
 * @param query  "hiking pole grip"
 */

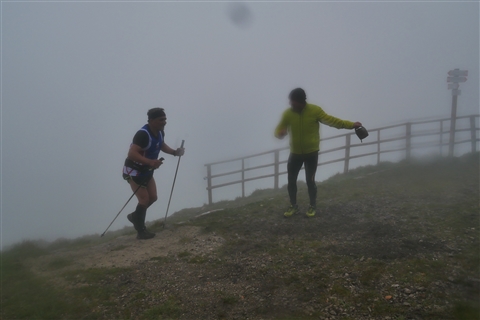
xmin=175 ymin=140 xmax=185 ymax=158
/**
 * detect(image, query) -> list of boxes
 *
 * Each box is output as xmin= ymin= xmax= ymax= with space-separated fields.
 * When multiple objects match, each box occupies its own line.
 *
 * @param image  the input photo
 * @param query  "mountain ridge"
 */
xmin=2 ymin=153 xmax=479 ymax=319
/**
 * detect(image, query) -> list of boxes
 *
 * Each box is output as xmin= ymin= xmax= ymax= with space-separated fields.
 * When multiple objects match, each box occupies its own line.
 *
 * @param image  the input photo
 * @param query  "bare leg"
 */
xmin=146 ymin=177 xmax=158 ymax=208
xmin=128 ymin=180 xmax=150 ymax=207
xmin=142 ymin=178 xmax=158 ymax=226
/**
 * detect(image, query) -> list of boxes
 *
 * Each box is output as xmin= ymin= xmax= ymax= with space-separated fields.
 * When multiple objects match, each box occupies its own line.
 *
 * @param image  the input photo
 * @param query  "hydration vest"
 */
xmin=123 ymin=125 xmax=163 ymax=175
xmin=137 ymin=124 xmax=163 ymax=161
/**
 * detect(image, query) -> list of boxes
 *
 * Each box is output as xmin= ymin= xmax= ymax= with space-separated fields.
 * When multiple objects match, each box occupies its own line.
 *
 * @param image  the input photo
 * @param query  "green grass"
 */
xmin=2 ymin=153 xmax=479 ymax=320
xmin=111 ymin=244 xmax=128 ymax=251
xmin=216 ymin=290 xmax=238 ymax=305
xmin=46 ymin=256 xmax=74 ymax=270
xmin=178 ymin=236 xmax=193 ymax=244
xmin=188 ymin=255 xmax=208 ymax=264
xmin=358 ymin=259 xmax=387 ymax=287
xmin=177 ymin=251 xmax=191 ymax=258
xmin=454 ymin=301 xmax=480 ymax=320
xmin=0 ymin=242 xmax=87 ymax=319
xmin=141 ymin=297 xmax=182 ymax=320
xmin=150 ymin=255 xmax=171 ymax=263
xmin=0 ymin=239 xmax=133 ymax=320
xmin=2 ymin=240 xmax=49 ymax=259
xmin=183 ymin=153 xmax=479 ymax=319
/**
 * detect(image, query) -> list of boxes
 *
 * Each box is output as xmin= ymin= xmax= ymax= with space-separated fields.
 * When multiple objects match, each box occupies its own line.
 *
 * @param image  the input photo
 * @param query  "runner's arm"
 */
xmin=126 ymin=130 xmax=160 ymax=166
xmin=127 ymin=144 xmax=159 ymax=167
xmin=275 ymin=112 xmax=289 ymax=139
xmin=317 ymin=108 xmax=355 ymax=129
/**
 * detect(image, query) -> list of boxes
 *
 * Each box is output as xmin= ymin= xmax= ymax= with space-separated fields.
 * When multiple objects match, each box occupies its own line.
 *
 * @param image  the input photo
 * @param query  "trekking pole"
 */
xmin=100 ymin=157 xmax=165 ymax=237
xmin=163 ymin=140 xmax=185 ymax=228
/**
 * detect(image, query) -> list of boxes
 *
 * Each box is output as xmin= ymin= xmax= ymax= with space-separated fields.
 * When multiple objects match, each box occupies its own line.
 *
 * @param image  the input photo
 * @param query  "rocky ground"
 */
xmin=5 ymin=154 xmax=480 ymax=320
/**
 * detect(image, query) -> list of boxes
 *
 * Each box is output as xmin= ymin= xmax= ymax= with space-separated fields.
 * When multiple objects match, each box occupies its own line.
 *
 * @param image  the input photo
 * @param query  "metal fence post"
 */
xmin=439 ymin=120 xmax=443 ymax=156
xmin=377 ymin=130 xmax=381 ymax=165
xmin=406 ymin=123 xmax=412 ymax=160
xmin=344 ymin=134 xmax=351 ymax=173
xmin=274 ymin=150 xmax=280 ymax=190
xmin=206 ymin=164 xmax=213 ymax=205
xmin=241 ymin=159 xmax=245 ymax=198
xmin=470 ymin=116 xmax=477 ymax=153
xmin=449 ymin=95 xmax=458 ymax=157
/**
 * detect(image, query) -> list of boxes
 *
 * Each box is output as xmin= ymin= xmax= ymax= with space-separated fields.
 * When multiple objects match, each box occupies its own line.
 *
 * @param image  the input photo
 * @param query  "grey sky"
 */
xmin=1 ymin=1 xmax=478 ymax=247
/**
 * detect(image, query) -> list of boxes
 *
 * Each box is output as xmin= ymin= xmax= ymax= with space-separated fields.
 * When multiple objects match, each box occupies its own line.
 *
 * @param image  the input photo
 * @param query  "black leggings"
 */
xmin=287 ymin=152 xmax=318 ymax=207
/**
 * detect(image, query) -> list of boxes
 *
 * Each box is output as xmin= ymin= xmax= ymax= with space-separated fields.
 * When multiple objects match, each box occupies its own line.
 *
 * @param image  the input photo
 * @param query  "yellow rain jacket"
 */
xmin=275 ymin=103 xmax=354 ymax=154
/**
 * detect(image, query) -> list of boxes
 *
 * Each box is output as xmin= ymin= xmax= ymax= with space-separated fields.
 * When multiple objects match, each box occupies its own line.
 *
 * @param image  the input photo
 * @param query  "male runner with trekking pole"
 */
xmin=122 ymin=108 xmax=185 ymax=239
xmin=275 ymin=88 xmax=362 ymax=218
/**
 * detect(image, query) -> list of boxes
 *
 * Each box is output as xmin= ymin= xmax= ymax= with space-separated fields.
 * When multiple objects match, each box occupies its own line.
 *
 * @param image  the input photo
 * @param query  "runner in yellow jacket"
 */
xmin=275 ymin=88 xmax=362 ymax=217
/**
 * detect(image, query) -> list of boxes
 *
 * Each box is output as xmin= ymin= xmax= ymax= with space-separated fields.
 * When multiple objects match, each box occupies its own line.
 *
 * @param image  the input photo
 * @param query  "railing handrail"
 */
xmin=205 ymin=114 xmax=479 ymax=167
xmin=204 ymin=114 xmax=479 ymax=204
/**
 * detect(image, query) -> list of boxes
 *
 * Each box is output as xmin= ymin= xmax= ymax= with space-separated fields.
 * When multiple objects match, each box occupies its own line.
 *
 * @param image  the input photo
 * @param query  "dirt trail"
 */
xmin=30 ymin=226 xmax=224 ymax=272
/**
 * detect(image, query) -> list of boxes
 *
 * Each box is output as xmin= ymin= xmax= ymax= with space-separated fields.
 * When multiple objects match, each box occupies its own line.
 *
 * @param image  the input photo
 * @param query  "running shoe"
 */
xmin=306 ymin=206 xmax=316 ymax=217
xmin=284 ymin=205 xmax=299 ymax=217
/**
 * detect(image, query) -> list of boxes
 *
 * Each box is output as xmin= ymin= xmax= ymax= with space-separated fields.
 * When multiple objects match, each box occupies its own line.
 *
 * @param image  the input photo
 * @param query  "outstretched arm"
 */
xmin=317 ymin=108 xmax=361 ymax=129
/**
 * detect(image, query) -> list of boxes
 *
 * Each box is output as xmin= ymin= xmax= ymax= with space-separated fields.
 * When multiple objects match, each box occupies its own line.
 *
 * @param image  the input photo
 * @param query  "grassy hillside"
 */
xmin=1 ymin=153 xmax=479 ymax=320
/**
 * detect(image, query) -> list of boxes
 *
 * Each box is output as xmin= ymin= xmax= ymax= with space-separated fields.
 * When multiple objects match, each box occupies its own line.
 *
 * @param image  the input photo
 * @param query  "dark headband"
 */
xmin=147 ymin=108 xmax=166 ymax=120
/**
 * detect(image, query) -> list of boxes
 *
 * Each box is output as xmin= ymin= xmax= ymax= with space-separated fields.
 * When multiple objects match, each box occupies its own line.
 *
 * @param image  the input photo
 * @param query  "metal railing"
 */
xmin=204 ymin=114 xmax=479 ymax=204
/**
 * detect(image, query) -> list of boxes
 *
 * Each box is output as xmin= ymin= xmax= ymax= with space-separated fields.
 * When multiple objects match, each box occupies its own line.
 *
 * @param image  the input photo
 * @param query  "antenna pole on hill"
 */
xmin=163 ymin=140 xmax=185 ymax=229
xmin=447 ymin=69 xmax=468 ymax=157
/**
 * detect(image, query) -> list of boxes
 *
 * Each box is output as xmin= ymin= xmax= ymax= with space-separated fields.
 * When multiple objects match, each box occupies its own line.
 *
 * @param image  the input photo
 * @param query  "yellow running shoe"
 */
xmin=284 ymin=205 xmax=299 ymax=217
xmin=306 ymin=206 xmax=316 ymax=217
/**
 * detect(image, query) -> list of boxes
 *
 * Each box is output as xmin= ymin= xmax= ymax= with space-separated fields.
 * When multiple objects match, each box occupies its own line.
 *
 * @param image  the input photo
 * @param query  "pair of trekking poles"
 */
xmin=100 ymin=140 xmax=185 ymax=237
